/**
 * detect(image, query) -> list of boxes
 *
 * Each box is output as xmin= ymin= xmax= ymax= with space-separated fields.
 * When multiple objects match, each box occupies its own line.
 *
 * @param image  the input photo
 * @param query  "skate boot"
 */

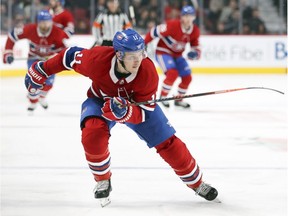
xmin=174 ymin=100 xmax=190 ymax=109
xmin=94 ymin=179 xmax=112 ymax=207
xmin=160 ymin=96 xmax=170 ymax=108
xmin=193 ymin=182 xmax=218 ymax=201
xmin=39 ymin=98 xmax=48 ymax=109
xmin=27 ymin=103 xmax=37 ymax=112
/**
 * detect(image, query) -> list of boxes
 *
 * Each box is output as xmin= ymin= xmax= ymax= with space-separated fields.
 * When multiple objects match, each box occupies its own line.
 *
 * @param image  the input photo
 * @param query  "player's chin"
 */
xmin=131 ymin=65 xmax=140 ymax=72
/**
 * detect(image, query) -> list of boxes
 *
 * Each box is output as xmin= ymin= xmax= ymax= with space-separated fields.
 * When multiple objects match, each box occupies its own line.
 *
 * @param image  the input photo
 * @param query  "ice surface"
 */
xmin=0 ymin=73 xmax=287 ymax=216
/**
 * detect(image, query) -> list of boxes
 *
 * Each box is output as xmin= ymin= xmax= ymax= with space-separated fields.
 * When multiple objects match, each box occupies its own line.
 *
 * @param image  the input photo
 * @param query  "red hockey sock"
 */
xmin=161 ymin=69 xmax=178 ymax=97
xmin=40 ymin=85 xmax=53 ymax=98
xmin=176 ymin=75 xmax=192 ymax=101
xmin=155 ymin=135 xmax=202 ymax=188
xmin=27 ymin=94 xmax=39 ymax=103
xmin=81 ymin=117 xmax=112 ymax=181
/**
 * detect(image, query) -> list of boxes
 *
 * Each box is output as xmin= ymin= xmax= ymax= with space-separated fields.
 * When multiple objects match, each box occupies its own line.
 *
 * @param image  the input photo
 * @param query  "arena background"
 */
xmin=0 ymin=0 xmax=287 ymax=76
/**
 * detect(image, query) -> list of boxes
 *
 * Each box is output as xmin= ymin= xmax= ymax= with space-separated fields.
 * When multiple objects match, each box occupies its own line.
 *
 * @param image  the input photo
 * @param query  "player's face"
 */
xmin=49 ymin=0 xmax=57 ymax=9
xmin=181 ymin=14 xmax=195 ymax=30
xmin=38 ymin=20 xmax=53 ymax=34
xmin=122 ymin=50 xmax=145 ymax=73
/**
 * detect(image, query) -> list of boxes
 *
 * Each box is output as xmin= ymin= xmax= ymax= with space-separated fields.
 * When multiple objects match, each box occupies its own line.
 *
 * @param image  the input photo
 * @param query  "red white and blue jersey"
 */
xmin=42 ymin=46 xmax=159 ymax=111
xmin=51 ymin=9 xmax=74 ymax=37
xmin=144 ymin=19 xmax=200 ymax=58
xmin=5 ymin=24 xmax=68 ymax=59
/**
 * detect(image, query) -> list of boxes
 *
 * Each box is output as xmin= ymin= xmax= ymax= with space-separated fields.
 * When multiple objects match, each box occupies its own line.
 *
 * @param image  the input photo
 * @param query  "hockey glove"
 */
xmin=101 ymin=97 xmax=133 ymax=123
xmin=3 ymin=52 xmax=14 ymax=64
xmin=187 ymin=48 xmax=201 ymax=60
xmin=25 ymin=61 xmax=48 ymax=94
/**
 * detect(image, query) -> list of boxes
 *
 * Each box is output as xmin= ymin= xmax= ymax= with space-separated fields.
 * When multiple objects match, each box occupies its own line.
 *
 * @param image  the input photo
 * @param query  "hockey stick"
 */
xmin=128 ymin=87 xmax=284 ymax=107
xmin=14 ymin=57 xmax=41 ymax=61
xmin=14 ymin=54 xmax=56 ymax=61
xmin=90 ymin=40 xmax=98 ymax=48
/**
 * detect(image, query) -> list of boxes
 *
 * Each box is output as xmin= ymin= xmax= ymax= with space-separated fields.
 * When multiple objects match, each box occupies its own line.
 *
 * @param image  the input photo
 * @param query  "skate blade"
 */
xmin=99 ymin=197 xmax=111 ymax=207
xmin=213 ymin=198 xmax=221 ymax=203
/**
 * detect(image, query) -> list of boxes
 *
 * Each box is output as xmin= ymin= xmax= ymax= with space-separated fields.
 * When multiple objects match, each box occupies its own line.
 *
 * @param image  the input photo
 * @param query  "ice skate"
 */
xmin=160 ymin=96 xmax=170 ymax=108
xmin=174 ymin=100 xmax=190 ymax=109
xmin=193 ymin=182 xmax=219 ymax=202
xmin=94 ymin=179 xmax=112 ymax=207
xmin=27 ymin=103 xmax=37 ymax=112
xmin=39 ymin=98 xmax=48 ymax=109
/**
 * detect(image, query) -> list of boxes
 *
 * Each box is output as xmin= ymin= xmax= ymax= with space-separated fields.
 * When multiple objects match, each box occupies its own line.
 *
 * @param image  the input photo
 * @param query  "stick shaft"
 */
xmin=130 ymin=87 xmax=284 ymax=106
xmin=14 ymin=57 xmax=41 ymax=61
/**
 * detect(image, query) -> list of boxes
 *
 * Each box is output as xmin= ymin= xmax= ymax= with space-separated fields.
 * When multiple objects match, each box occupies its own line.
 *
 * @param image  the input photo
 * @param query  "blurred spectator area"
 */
xmin=0 ymin=0 xmax=287 ymax=35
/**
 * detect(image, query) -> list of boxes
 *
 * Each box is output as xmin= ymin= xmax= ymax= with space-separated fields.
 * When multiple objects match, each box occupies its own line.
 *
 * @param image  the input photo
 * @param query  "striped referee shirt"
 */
xmin=92 ymin=10 xmax=132 ymax=44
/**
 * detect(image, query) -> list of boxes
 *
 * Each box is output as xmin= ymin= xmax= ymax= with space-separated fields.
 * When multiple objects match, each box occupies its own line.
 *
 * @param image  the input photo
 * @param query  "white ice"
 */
xmin=0 ymin=73 xmax=287 ymax=216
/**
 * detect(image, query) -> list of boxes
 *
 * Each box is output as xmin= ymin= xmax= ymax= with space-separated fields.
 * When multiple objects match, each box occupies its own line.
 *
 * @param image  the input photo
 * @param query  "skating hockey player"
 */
xmin=3 ymin=10 xmax=69 ymax=111
xmin=144 ymin=5 xmax=201 ymax=109
xmin=24 ymin=28 xmax=218 ymax=207
xmin=49 ymin=0 xmax=74 ymax=38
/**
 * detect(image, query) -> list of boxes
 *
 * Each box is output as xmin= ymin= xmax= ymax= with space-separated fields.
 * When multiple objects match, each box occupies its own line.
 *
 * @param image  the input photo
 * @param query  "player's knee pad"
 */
xmin=179 ymin=74 xmax=192 ymax=89
xmin=81 ymin=117 xmax=110 ymax=159
xmin=164 ymin=69 xmax=179 ymax=85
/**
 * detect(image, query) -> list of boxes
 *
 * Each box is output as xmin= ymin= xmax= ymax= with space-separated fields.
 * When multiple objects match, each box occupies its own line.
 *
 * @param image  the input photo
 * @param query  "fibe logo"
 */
xmin=275 ymin=42 xmax=287 ymax=60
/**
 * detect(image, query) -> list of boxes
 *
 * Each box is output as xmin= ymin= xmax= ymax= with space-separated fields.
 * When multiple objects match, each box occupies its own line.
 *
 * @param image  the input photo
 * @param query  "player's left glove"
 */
xmin=187 ymin=48 xmax=201 ymax=60
xmin=3 ymin=51 xmax=14 ymax=64
xmin=101 ymin=97 xmax=133 ymax=123
xmin=25 ymin=61 xmax=48 ymax=94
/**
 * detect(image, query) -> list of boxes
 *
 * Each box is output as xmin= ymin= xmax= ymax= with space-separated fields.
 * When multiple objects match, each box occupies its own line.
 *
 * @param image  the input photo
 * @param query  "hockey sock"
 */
xmin=81 ymin=117 xmax=112 ymax=181
xmin=27 ymin=93 xmax=39 ymax=103
xmin=155 ymin=135 xmax=202 ymax=189
xmin=177 ymin=74 xmax=192 ymax=101
xmin=161 ymin=69 xmax=178 ymax=97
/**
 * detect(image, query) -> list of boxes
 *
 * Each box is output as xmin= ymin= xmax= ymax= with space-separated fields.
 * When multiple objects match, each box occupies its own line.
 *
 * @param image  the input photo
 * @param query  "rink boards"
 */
xmin=0 ymin=35 xmax=287 ymax=76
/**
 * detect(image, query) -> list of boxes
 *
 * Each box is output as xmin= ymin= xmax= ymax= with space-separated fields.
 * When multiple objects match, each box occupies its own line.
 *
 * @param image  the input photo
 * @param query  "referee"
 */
xmin=92 ymin=0 xmax=132 ymax=46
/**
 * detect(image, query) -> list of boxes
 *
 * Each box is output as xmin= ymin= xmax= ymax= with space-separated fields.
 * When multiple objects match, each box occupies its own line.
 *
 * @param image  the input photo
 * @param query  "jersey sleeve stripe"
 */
xmin=8 ymin=31 xmax=18 ymax=43
xmin=62 ymin=46 xmax=84 ymax=69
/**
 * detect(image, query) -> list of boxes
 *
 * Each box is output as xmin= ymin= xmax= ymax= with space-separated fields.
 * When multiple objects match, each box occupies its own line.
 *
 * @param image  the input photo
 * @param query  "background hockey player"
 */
xmin=92 ymin=0 xmax=132 ymax=46
xmin=144 ymin=5 xmax=201 ymax=109
xmin=3 ymin=10 xmax=69 ymax=111
xmin=49 ymin=0 xmax=75 ymax=38
xmin=24 ymin=28 xmax=218 ymax=207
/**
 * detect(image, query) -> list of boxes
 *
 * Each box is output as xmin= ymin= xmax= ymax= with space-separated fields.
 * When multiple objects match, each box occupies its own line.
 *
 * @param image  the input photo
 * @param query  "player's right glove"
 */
xmin=101 ymin=97 xmax=133 ymax=123
xmin=3 ymin=51 xmax=14 ymax=64
xmin=187 ymin=48 xmax=201 ymax=60
xmin=25 ymin=61 xmax=48 ymax=94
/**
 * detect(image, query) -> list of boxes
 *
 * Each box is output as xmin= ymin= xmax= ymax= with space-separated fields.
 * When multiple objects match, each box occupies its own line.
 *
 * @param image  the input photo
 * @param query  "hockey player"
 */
xmin=3 ymin=10 xmax=68 ymax=111
xmin=49 ymin=0 xmax=74 ymax=38
xmin=24 ymin=29 xmax=218 ymax=207
xmin=92 ymin=0 xmax=132 ymax=46
xmin=144 ymin=5 xmax=201 ymax=109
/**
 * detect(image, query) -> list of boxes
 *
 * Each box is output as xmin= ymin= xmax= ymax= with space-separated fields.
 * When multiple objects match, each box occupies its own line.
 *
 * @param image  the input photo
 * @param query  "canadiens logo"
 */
xmin=119 ymin=79 xmax=125 ymax=85
xmin=171 ymin=43 xmax=185 ymax=51
xmin=117 ymin=34 xmax=123 ymax=40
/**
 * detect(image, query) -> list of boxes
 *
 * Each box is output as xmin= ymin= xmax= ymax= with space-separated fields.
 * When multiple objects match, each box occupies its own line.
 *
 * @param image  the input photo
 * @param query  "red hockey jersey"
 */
xmin=43 ymin=46 xmax=159 ymax=111
xmin=52 ymin=9 xmax=74 ymax=37
xmin=145 ymin=19 xmax=200 ymax=58
xmin=5 ymin=24 xmax=68 ymax=58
